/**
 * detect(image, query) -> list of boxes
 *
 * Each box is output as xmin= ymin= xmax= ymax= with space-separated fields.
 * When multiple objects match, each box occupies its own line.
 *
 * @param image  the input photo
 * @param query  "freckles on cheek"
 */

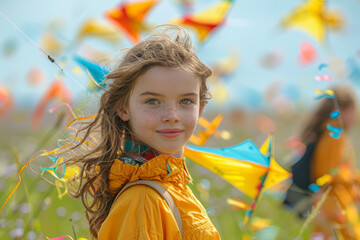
xmin=136 ymin=109 xmax=158 ymax=129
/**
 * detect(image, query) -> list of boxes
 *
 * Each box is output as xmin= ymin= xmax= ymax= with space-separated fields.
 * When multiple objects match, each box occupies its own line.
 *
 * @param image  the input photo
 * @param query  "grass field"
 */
xmin=1 ymin=107 xmax=359 ymax=240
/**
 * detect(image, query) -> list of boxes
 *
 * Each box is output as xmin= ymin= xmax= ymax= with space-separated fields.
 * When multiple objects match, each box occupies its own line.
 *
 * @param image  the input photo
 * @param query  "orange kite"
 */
xmin=32 ymin=79 xmax=72 ymax=129
xmin=0 ymin=84 xmax=13 ymax=116
xmin=105 ymin=0 xmax=159 ymax=44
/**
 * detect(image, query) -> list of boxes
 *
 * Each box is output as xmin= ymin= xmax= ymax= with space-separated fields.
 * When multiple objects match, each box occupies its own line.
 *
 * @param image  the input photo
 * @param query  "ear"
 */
xmin=117 ymin=108 xmax=130 ymax=121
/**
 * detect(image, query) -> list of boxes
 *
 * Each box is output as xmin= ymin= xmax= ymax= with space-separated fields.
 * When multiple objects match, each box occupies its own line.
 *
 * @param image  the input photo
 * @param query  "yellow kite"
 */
xmin=189 ymin=114 xmax=229 ymax=145
xmin=281 ymin=0 xmax=344 ymax=43
xmin=185 ymin=136 xmax=291 ymax=199
xmin=185 ymin=135 xmax=291 ymax=225
xmin=77 ymin=18 xmax=122 ymax=46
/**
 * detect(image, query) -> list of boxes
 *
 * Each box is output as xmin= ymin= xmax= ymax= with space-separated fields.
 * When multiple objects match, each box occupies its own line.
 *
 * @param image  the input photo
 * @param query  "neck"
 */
xmin=158 ymin=149 xmax=183 ymax=159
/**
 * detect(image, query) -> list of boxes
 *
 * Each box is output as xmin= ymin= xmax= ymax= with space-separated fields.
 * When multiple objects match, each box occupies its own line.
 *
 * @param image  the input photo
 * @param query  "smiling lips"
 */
xmin=157 ymin=129 xmax=183 ymax=138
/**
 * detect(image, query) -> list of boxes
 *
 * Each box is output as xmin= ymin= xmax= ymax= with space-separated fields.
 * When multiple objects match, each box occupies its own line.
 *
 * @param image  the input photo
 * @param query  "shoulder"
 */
xmin=112 ymin=183 xmax=168 ymax=213
xmin=99 ymin=184 xmax=181 ymax=240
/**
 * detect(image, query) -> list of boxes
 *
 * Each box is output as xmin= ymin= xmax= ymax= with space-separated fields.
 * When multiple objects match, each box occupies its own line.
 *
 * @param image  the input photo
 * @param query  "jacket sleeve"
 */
xmin=312 ymin=133 xmax=359 ymax=204
xmin=98 ymin=185 xmax=182 ymax=240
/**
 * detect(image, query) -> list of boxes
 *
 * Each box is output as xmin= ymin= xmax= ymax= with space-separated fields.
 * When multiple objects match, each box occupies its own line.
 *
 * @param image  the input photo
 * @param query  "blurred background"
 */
xmin=1 ymin=0 xmax=360 ymax=239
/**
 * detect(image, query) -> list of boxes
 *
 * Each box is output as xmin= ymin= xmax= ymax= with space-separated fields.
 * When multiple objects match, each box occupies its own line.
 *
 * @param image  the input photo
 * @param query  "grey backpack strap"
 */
xmin=115 ymin=180 xmax=183 ymax=239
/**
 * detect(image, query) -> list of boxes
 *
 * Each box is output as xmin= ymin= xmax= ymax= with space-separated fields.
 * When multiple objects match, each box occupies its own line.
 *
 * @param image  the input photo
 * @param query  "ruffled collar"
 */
xmin=109 ymin=154 xmax=193 ymax=196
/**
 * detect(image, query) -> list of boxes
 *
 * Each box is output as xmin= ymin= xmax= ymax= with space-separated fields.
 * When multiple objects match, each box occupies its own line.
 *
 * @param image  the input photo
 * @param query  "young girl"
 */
xmin=60 ymin=25 xmax=220 ymax=239
xmin=300 ymin=86 xmax=360 ymax=239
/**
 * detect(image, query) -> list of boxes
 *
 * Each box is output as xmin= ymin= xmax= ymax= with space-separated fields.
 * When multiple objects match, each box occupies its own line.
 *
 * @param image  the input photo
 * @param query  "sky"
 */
xmin=1 ymin=0 xmax=360 ymax=111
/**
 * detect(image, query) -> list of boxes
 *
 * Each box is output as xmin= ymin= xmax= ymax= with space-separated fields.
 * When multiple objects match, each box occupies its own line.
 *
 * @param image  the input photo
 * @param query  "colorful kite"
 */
xmin=171 ymin=0 xmax=234 ymax=42
xmin=41 ymin=156 xmax=80 ymax=199
xmin=313 ymin=65 xmax=344 ymax=139
xmin=0 ymin=115 xmax=98 ymax=214
xmin=280 ymin=0 xmax=344 ymax=43
xmin=0 ymin=84 xmax=13 ymax=116
xmin=32 ymin=79 xmax=72 ymax=129
xmin=73 ymin=55 xmax=110 ymax=90
xmin=184 ymin=136 xmax=291 ymax=224
xmin=76 ymin=18 xmax=122 ymax=46
xmin=105 ymin=0 xmax=159 ymax=44
xmin=189 ymin=114 xmax=231 ymax=145
xmin=298 ymin=41 xmax=317 ymax=66
xmin=314 ymin=88 xmax=334 ymax=99
xmin=205 ymin=52 xmax=239 ymax=105
xmin=41 ymin=30 xmax=64 ymax=56
xmin=210 ymin=51 xmax=240 ymax=80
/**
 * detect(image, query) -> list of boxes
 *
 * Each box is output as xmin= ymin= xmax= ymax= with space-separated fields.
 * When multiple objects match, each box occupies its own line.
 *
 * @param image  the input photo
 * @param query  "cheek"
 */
xmin=131 ymin=108 xmax=159 ymax=131
xmin=182 ymin=109 xmax=200 ymax=130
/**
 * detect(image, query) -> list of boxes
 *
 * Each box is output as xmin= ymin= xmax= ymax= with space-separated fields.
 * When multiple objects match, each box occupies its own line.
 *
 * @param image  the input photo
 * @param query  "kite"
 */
xmin=314 ymin=69 xmax=343 ymax=139
xmin=298 ymin=41 xmax=316 ymax=66
xmin=314 ymin=88 xmax=334 ymax=99
xmin=210 ymin=81 xmax=230 ymax=105
xmin=31 ymin=79 xmax=72 ymax=129
xmin=105 ymin=0 xmax=159 ymax=44
xmin=280 ymin=0 xmax=344 ymax=43
xmin=184 ymin=136 xmax=291 ymax=225
xmin=76 ymin=18 xmax=122 ymax=46
xmin=27 ymin=67 xmax=46 ymax=86
xmin=0 ymin=84 xmax=14 ymax=116
xmin=210 ymin=51 xmax=240 ymax=79
xmin=41 ymin=30 xmax=64 ymax=56
xmin=189 ymin=114 xmax=230 ymax=145
xmin=314 ymin=75 xmax=332 ymax=81
xmin=41 ymin=156 xmax=80 ymax=199
xmin=73 ymin=55 xmax=110 ymax=90
xmin=318 ymin=63 xmax=328 ymax=70
xmin=0 ymin=84 xmax=13 ymax=116
xmin=0 ymin=115 xmax=99 ymax=214
xmin=207 ymin=51 xmax=239 ymax=105
xmin=171 ymin=0 xmax=234 ymax=42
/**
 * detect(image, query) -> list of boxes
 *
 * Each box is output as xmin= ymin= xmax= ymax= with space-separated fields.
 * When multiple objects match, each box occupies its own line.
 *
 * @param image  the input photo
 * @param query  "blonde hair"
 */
xmin=58 ymin=25 xmax=211 ymax=239
xmin=301 ymin=85 xmax=356 ymax=143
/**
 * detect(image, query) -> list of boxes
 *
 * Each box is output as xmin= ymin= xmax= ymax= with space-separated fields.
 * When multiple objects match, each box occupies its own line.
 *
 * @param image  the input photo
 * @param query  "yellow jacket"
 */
xmin=311 ymin=124 xmax=360 ymax=238
xmin=98 ymin=154 xmax=220 ymax=240
xmin=311 ymin=127 xmax=359 ymax=207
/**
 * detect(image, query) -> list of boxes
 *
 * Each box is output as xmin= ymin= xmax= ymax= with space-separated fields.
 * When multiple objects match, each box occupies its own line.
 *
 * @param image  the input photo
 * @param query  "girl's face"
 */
xmin=120 ymin=66 xmax=203 ymax=158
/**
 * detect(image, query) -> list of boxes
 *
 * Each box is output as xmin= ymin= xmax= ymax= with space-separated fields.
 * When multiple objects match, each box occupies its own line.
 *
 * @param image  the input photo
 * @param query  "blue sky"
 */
xmin=1 ymin=0 xmax=360 ymax=110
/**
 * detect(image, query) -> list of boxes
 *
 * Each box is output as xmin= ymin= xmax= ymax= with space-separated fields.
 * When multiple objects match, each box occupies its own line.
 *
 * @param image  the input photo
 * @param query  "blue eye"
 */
xmin=180 ymin=99 xmax=193 ymax=105
xmin=146 ymin=99 xmax=158 ymax=105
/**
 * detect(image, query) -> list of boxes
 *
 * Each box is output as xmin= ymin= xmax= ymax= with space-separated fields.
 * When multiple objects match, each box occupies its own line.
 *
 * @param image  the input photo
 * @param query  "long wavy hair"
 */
xmin=52 ymin=25 xmax=212 ymax=239
xmin=300 ymin=85 xmax=356 ymax=144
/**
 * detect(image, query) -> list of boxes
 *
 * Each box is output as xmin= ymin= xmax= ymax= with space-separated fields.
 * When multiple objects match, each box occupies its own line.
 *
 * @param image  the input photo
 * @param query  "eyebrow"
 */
xmin=139 ymin=91 xmax=198 ymax=97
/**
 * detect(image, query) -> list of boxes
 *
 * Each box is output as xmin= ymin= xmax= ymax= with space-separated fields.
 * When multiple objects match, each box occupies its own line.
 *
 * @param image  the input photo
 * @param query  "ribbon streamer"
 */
xmin=327 ymin=124 xmax=342 ymax=139
xmin=329 ymin=110 xmax=340 ymax=119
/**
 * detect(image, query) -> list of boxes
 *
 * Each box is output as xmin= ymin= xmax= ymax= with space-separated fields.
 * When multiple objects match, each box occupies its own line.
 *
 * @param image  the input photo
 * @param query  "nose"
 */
xmin=161 ymin=104 xmax=180 ymax=123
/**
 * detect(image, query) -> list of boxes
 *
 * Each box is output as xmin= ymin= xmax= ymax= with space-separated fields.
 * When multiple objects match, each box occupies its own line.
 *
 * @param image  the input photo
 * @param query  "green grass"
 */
xmin=1 ymin=108 xmax=359 ymax=239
